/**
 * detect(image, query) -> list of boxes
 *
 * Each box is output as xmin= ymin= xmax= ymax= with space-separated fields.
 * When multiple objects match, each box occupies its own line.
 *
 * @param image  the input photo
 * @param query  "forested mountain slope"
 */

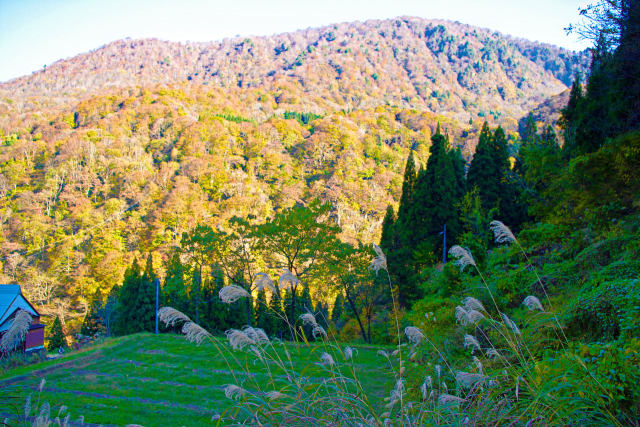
xmin=1 ymin=17 xmax=587 ymax=124
xmin=0 ymin=17 xmax=587 ymax=323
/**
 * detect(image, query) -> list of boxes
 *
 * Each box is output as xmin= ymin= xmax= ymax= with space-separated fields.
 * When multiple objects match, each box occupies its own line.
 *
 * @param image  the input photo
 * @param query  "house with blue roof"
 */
xmin=0 ymin=285 xmax=45 ymax=353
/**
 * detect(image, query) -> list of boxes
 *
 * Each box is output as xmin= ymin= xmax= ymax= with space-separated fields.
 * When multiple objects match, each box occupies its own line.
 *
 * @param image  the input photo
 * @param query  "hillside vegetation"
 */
xmin=1 ymin=17 xmax=587 ymax=124
xmin=2 ymin=5 xmax=639 ymax=425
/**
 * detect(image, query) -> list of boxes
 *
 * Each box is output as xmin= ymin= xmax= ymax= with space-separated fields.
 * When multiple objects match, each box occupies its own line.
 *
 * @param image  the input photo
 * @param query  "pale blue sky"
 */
xmin=0 ymin=0 xmax=590 ymax=83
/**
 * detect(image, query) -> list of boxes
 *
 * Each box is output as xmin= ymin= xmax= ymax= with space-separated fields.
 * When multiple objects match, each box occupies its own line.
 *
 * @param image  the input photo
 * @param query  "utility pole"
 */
xmin=442 ymin=223 xmax=447 ymax=264
xmin=155 ymin=278 xmax=159 ymax=334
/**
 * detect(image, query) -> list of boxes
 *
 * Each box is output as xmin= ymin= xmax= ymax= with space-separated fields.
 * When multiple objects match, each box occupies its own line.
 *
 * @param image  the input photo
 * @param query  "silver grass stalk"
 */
xmin=255 ymin=272 xmax=275 ymax=292
xmin=242 ymin=326 xmax=269 ymax=344
xmin=448 ymin=246 xmax=476 ymax=271
xmin=455 ymin=306 xmax=468 ymax=324
xmin=473 ymin=356 xmax=483 ymax=374
xmin=385 ymin=379 xmax=404 ymax=408
xmin=24 ymin=394 xmax=31 ymax=418
xmin=404 ymin=326 xmax=425 ymax=345
xmin=421 ymin=376 xmax=433 ymax=400
xmin=38 ymin=379 xmax=46 ymax=392
xmin=486 ymin=348 xmax=500 ymax=359
xmin=377 ymin=349 xmax=390 ymax=359
xmin=435 ymin=365 xmax=442 ymax=378
xmin=369 ymin=244 xmax=387 ymax=274
xmin=456 ymin=371 xmax=486 ymax=388
xmin=224 ymin=384 xmax=246 ymax=400
xmin=225 ymin=329 xmax=255 ymax=350
xmin=158 ymin=307 xmax=191 ymax=327
xmin=299 ymin=312 xmax=318 ymax=327
xmin=501 ymin=313 xmax=522 ymax=335
xmin=465 ymin=309 xmax=486 ymax=325
xmin=38 ymin=402 xmax=50 ymax=419
xmin=438 ymin=394 xmax=464 ymax=405
xmin=463 ymin=334 xmax=481 ymax=353
xmin=219 ymin=285 xmax=250 ymax=304
xmin=489 ymin=220 xmax=517 ymax=244
xmin=462 ymin=297 xmax=486 ymax=312
xmin=523 ymin=295 xmax=544 ymax=311
xmin=181 ymin=322 xmax=211 ymax=344
xmin=312 ymin=325 xmax=327 ymax=339
xmin=278 ymin=270 xmax=299 ymax=289
xmin=344 ymin=346 xmax=355 ymax=360
xmin=0 ymin=310 xmax=32 ymax=353
xmin=266 ymin=391 xmax=285 ymax=400
xmin=320 ymin=352 xmax=335 ymax=366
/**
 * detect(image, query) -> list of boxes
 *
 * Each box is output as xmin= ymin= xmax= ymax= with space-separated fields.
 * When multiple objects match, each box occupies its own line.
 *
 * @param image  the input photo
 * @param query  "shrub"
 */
xmin=565 ymin=279 xmax=640 ymax=341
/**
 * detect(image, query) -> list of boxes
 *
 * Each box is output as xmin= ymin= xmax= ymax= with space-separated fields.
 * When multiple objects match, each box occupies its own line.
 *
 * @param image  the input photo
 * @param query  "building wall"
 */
xmin=25 ymin=327 xmax=44 ymax=351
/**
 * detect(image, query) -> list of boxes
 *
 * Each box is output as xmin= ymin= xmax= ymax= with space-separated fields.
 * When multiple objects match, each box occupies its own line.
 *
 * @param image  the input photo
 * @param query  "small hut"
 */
xmin=0 ymin=285 xmax=45 ymax=353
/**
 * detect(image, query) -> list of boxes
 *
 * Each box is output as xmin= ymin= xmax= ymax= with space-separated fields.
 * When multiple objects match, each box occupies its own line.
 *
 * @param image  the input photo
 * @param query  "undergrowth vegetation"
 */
xmin=157 ymin=220 xmax=639 ymax=425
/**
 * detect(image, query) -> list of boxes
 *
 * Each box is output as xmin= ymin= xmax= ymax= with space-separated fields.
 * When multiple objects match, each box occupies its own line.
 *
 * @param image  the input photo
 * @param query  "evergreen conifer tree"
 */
xmin=268 ymin=286 xmax=285 ymax=339
xmin=137 ymin=254 xmax=157 ymax=333
xmin=331 ymin=292 xmax=345 ymax=329
xmin=207 ymin=265 xmax=229 ymax=333
xmin=254 ymin=289 xmax=270 ymax=332
xmin=81 ymin=290 xmax=103 ymax=336
xmin=467 ymin=121 xmax=495 ymax=210
xmin=162 ymin=253 xmax=187 ymax=313
xmin=114 ymin=258 xmax=141 ymax=336
xmin=379 ymin=205 xmax=396 ymax=254
xmin=47 ymin=316 xmax=66 ymax=351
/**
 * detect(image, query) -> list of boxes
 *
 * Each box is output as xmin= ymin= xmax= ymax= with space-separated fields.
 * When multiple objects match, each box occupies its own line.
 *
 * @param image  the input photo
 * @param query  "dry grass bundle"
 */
xmin=0 ymin=310 xmax=32 ymax=354
xmin=369 ymin=244 xmax=387 ymax=274
xmin=255 ymin=272 xmax=276 ymax=292
xmin=523 ymin=295 xmax=544 ymax=311
xmin=218 ymin=285 xmax=250 ymax=303
xmin=448 ymin=246 xmax=476 ymax=271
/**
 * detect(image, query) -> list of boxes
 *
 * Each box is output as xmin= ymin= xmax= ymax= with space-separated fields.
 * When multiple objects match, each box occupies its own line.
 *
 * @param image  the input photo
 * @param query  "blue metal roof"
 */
xmin=0 ymin=285 xmax=39 ymax=330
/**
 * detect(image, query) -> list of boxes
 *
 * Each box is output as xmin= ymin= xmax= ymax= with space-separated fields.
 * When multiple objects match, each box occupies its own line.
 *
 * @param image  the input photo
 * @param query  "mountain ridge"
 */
xmin=1 ymin=17 xmax=588 ymax=126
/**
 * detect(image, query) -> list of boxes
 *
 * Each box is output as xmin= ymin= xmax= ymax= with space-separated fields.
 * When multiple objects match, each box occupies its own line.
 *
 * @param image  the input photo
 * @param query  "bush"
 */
xmin=565 ymin=279 xmax=640 ymax=341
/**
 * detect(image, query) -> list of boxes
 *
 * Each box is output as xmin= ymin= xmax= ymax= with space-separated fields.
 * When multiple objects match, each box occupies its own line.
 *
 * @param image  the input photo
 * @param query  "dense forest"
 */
xmin=0 ymin=18 xmax=588 ymax=330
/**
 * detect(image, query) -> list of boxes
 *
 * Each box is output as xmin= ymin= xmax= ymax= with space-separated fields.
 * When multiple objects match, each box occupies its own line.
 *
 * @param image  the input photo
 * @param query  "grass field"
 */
xmin=0 ymin=333 xmax=392 ymax=426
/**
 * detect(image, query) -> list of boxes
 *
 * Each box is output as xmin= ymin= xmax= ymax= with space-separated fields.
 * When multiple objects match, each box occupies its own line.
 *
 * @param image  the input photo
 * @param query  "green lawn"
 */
xmin=0 ymin=333 xmax=392 ymax=426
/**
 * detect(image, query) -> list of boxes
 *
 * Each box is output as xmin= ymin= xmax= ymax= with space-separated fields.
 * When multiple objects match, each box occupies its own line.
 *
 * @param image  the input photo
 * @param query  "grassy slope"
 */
xmin=0 ymin=333 xmax=392 ymax=426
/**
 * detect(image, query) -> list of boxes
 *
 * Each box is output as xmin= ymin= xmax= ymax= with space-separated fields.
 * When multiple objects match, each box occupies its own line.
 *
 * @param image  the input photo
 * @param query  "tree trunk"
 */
xmin=345 ymin=291 xmax=369 ymax=343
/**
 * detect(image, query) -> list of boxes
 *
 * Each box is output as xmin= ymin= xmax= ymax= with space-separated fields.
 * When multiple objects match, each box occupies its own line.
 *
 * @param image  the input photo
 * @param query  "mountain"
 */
xmin=0 ymin=17 xmax=587 ymax=320
xmin=1 ymin=17 xmax=587 ymax=124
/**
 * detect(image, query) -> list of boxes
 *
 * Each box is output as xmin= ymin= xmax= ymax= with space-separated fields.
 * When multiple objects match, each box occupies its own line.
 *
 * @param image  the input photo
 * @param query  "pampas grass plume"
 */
xmin=278 ymin=270 xmax=299 ymax=289
xmin=158 ymin=307 xmax=191 ymax=326
xmin=501 ymin=313 xmax=522 ymax=335
xmin=523 ymin=295 xmax=544 ymax=311
xmin=255 ymin=272 xmax=275 ymax=292
xmin=448 ymin=246 xmax=476 ymax=271
xmin=0 ymin=310 xmax=32 ymax=353
xmin=299 ymin=312 xmax=317 ymax=327
xmin=404 ymin=326 xmax=425 ymax=345
xmin=181 ymin=322 xmax=211 ymax=344
xmin=225 ymin=329 xmax=255 ymax=350
xmin=462 ymin=297 xmax=485 ymax=312
xmin=438 ymin=393 xmax=464 ymax=405
xmin=369 ymin=244 xmax=387 ymax=274
xmin=463 ymin=334 xmax=481 ymax=353
xmin=320 ymin=352 xmax=335 ymax=366
xmin=312 ymin=325 xmax=327 ymax=339
xmin=219 ymin=285 xmax=250 ymax=303
xmin=224 ymin=384 xmax=246 ymax=400
xmin=489 ymin=220 xmax=517 ymax=244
